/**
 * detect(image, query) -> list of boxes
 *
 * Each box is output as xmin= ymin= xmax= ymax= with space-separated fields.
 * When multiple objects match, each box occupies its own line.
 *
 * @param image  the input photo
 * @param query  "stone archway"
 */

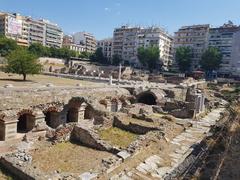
xmin=44 ymin=111 xmax=59 ymax=128
xmin=66 ymin=107 xmax=79 ymax=123
xmin=84 ymin=105 xmax=94 ymax=120
xmin=17 ymin=113 xmax=35 ymax=133
xmin=111 ymin=99 xmax=118 ymax=112
xmin=137 ymin=92 xmax=157 ymax=105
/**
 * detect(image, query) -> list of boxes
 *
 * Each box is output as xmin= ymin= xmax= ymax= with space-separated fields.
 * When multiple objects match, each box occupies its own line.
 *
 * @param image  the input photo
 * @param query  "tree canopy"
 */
xmin=5 ymin=48 xmax=42 ymax=81
xmin=137 ymin=46 xmax=160 ymax=71
xmin=112 ymin=54 xmax=122 ymax=66
xmin=28 ymin=43 xmax=77 ymax=59
xmin=200 ymin=47 xmax=222 ymax=72
xmin=0 ymin=35 xmax=18 ymax=57
xmin=90 ymin=47 xmax=109 ymax=64
xmin=175 ymin=46 xmax=193 ymax=73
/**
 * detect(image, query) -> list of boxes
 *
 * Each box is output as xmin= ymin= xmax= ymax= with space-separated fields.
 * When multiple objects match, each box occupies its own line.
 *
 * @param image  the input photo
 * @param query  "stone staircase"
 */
xmin=110 ymin=108 xmax=225 ymax=179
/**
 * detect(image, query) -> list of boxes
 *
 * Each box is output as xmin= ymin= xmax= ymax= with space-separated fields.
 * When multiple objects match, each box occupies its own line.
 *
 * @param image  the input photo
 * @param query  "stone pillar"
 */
xmin=200 ymin=94 xmax=205 ymax=112
xmin=109 ymin=75 xmax=113 ymax=85
xmin=78 ymin=103 xmax=87 ymax=122
xmin=117 ymin=101 xmax=122 ymax=112
xmin=118 ymin=63 xmax=122 ymax=83
xmin=194 ymin=94 xmax=202 ymax=114
xmin=0 ymin=119 xmax=18 ymax=141
xmin=106 ymin=100 xmax=111 ymax=112
xmin=35 ymin=111 xmax=46 ymax=131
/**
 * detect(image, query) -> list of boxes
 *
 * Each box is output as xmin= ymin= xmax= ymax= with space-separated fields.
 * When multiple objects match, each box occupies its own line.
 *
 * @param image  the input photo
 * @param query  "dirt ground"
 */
xmin=0 ymin=72 xmax=100 ymax=87
xmin=30 ymin=141 xmax=112 ymax=174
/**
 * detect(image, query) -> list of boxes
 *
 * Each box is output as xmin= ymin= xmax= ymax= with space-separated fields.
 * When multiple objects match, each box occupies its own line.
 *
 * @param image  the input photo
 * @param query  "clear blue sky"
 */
xmin=1 ymin=0 xmax=240 ymax=39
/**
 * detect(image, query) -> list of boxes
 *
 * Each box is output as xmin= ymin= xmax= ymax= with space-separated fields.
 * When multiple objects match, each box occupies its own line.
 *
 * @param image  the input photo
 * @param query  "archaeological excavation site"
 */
xmin=0 ymin=72 xmax=239 ymax=180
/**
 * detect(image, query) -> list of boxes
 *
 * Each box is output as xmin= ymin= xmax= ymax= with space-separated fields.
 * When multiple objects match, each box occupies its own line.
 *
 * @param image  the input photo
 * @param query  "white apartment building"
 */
xmin=97 ymin=38 xmax=113 ymax=61
xmin=208 ymin=22 xmax=240 ymax=76
xmin=138 ymin=27 xmax=173 ymax=69
xmin=72 ymin=32 xmax=97 ymax=53
xmin=41 ymin=19 xmax=63 ymax=48
xmin=174 ymin=24 xmax=210 ymax=70
xmin=112 ymin=25 xmax=173 ymax=68
xmin=27 ymin=18 xmax=46 ymax=45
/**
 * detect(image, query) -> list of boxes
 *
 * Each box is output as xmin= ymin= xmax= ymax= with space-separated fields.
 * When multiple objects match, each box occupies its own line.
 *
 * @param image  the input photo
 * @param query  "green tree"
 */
xmin=0 ymin=35 xmax=18 ymax=57
xmin=200 ymin=47 xmax=222 ymax=72
xmin=137 ymin=46 xmax=160 ymax=71
xmin=90 ymin=48 xmax=109 ymax=64
xmin=28 ymin=43 xmax=50 ymax=57
xmin=5 ymin=48 xmax=42 ymax=81
xmin=175 ymin=46 xmax=193 ymax=73
xmin=79 ymin=51 xmax=92 ymax=59
xmin=112 ymin=54 xmax=122 ymax=66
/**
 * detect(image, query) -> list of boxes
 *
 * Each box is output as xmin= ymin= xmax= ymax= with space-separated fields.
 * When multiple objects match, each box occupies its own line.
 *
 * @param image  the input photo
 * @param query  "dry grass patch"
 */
xmin=30 ymin=141 xmax=111 ymax=174
xmin=99 ymin=127 xmax=137 ymax=149
xmin=0 ymin=72 xmax=99 ymax=87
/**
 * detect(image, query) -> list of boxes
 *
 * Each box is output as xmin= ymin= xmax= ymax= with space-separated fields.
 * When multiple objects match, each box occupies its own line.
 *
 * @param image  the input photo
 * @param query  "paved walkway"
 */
xmin=111 ymin=108 xmax=225 ymax=180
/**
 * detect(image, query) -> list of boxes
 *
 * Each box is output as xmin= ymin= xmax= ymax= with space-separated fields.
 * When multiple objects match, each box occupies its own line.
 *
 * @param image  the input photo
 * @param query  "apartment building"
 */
xmin=0 ymin=12 xmax=29 ymax=46
xmin=174 ymin=24 xmax=210 ymax=70
xmin=0 ymin=11 xmax=63 ymax=48
xmin=112 ymin=25 xmax=173 ymax=68
xmin=72 ymin=32 xmax=96 ymax=53
xmin=113 ymin=26 xmax=139 ymax=65
xmin=41 ymin=19 xmax=63 ymax=48
xmin=97 ymin=38 xmax=113 ymax=61
xmin=138 ymin=27 xmax=173 ymax=69
xmin=27 ymin=18 xmax=45 ymax=45
xmin=63 ymin=35 xmax=85 ymax=54
xmin=208 ymin=21 xmax=240 ymax=76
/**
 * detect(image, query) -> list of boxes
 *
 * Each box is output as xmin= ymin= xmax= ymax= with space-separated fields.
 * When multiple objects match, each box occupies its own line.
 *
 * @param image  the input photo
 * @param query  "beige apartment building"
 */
xmin=63 ymin=35 xmax=86 ymax=54
xmin=112 ymin=25 xmax=173 ymax=69
xmin=0 ymin=12 xmax=29 ymax=46
xmin=174 ymin=24 xmax=210 ymax=70
xmin=72 ymin=32 xmax=97 ymax=53
xmin=0 ymin=12 xmax=63 ymax=48
xmin=97 ymin=38 xmax=113 ymax=61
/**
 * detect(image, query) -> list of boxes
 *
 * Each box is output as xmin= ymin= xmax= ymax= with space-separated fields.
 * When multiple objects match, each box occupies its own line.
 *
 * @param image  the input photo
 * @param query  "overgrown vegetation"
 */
xmin=221 ymin=85 xmax=240 ymax=102
xmin=99 ymin=127 xmax=137 ymax=148
xmin=175 ymin=46 xmax=193 ymax=73
xmin=200 ymin=47 xmax=222 ymax=72
xmin=137 ymin=46 xmax=160 ymax=71
xmin=4 ymin=48 xmax=42 ymax=80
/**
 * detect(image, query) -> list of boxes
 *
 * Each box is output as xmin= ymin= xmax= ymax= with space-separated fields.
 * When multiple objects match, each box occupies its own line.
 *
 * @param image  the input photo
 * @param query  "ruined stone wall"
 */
xmin=113 ymin=116 xmax=161 ymax=135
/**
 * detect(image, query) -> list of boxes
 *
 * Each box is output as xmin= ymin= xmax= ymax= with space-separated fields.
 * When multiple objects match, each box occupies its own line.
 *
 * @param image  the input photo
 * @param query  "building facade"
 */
xmin=208 ymin=22 xmax=240 ymax=76
xmin=27 ymin=18 xmax=46 ymax=45
xmin=41 ymin=19 xmax=63 ymax=48
xmin=63 ymin=35 xmax=86 ymax=54
xmin=174 ymin=24 xmax=210 ymax=70
xmin=0 ymin=11 xmax=63 ymax=48
xmin=72 ymin=32 xmax=96 ymax=53
xmin=138 ymin=27 xmax=173 ymax=69
xmin=0 ymin=12 xmax=29 ymax=46
xmin=97 ymin=38 xmax=113 ymax=61
xmin=112 ymin=25 xmax=173 ymax=68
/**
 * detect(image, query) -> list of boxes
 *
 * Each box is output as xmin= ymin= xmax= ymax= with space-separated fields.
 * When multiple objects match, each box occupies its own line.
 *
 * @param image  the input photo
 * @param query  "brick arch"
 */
xmin=137 ymin=91 xmax=157 ymax=105
xmin=17 ymin=109 xmax=34 ymax=117
xmin=43 ymin=106 xmax=63 ymax=114
xmin=0 ymin=113 xmax=5 ymax=121
xmin=17 ymin=109 xmax=35 ymax=133
xmin=68 ymin=97 xmax=86 ymax=108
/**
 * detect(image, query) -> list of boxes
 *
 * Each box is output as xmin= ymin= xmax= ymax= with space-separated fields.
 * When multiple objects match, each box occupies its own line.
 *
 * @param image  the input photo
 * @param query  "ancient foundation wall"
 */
xmin=113 ymin=117 xmax=160 ymax=134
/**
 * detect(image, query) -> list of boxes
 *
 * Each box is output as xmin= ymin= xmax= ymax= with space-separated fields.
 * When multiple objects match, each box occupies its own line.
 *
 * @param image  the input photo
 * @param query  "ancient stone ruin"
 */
xmin=0 ymin=76 xmax=228 ymax=180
